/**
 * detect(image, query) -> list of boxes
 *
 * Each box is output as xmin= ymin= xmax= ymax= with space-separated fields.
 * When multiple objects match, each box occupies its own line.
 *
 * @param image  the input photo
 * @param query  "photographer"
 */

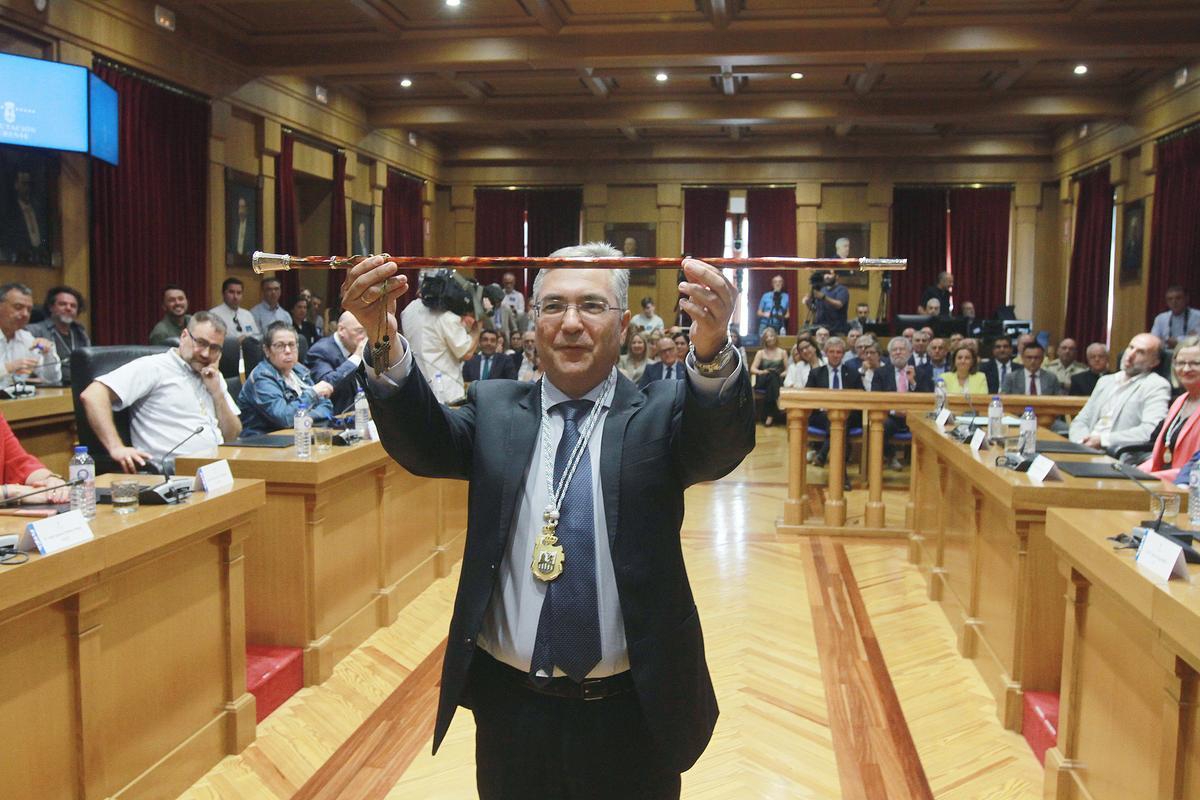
xmin=806 ymin=271 xmax=849 ymax=331
xmin=756 ymin=274 xmax=790 ymax=334
xmin=399 ymin=269 xmax=481 ymax=404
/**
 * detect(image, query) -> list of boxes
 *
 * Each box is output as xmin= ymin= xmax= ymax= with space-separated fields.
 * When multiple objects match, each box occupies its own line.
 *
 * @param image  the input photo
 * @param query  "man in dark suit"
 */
xmin=343 ymin=245 xmax=753 ymax=798
xmin=872 ymin=336 xmax=930 ymax=470
xmin=463 ymin=329 xmax=518 ymax=382
xmin=305 ymin=311 xmax=367 ymax=413
xmin=806 ymin=335 xmax=863 ymax=468
xmin=1070 ymin=342 xmax=1111 ymax=396
xmin=637 ymin=334 xmax=687 ymax=388
xmin=979 ymin=336 xmax=1015 ymax=394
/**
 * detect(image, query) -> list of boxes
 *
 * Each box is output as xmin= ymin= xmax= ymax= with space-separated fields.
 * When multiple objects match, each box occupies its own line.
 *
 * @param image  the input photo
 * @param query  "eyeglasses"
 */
xmin=188 ymin=335 xmax=220 ymax=354
xmin=533 ymin=300 xmax=624 ymax=319
xmin=1175 ymin=360 xmax=1200 ymax=369
xmin=270 ymin=341 xmax=299 ymax=352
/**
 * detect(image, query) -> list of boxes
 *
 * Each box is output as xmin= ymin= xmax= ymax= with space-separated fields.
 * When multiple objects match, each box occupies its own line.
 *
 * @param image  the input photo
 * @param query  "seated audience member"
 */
xmin=926 ymin=337 xmax=950 ymax=381
xmin=729 ymin=328 xmax=748 ymax=366
xmin=1012 ymin=333 xmax=1036 ymax=366
xmin=909 ymin=329 xmax=931 ymax=367
xmin=1150 ymin=285 xmax=1200 ymax=349
xmin=858 ymin=339 xmax=882 ymax=390
xmin=512 ymin=330 xmax=539 ymax=383
xmin=308 ymin=294 xmax=326 ymax=337
xmin=980 ymin=336 xmax=1015 ymax=394
xmin=500 ymin=271 xmax=525 ymax=315
xmin=901 ymin=327 xmax=916 ymax=342
xmin=853 ymin=302 xmax=872 ymax=329
xmin=238 ymin=322 xmax=334 ymax=437
xmin=844 ymin=328 xmax=863 ymax=370
xmin=618 ymin=330 xmax=652 ymax=384
xmin=961 ymin=337 xmax=980 ymax=355
xmin=1140 ymin=337 xmax=1200 ymax=481
xmin=462 ymin=329 xmax=517 ymax=382
xmin=630 ymin=296 xmax=665 ymax=341
xmin=481 ymin=284 xmax=519 ymax=344
xmin=749 ymin=327 xmax=788 ymax=426
xmin=872 ymin=336 xmax=925 ymax=470
xmin=960 ymin=300 xmax=984 ymax=337
xmin=921 ymin=271 xmax=953 ymax=317
xmin=672 ymin=331 xmax=690 ymax=363
xmin=947 ymin=332 xmax=964 ymax=354
xmin=250 ymin=277 xmax=291 ymax=336
xmin=942 ymin=344 xmax=988 ymax=395
xmin=1070 ymin=342 xmax=1111 ymax=396
xmin=1003 ymin=341 xmax=1059 ymax=395
xmin=27 ymin=285 xmax=90 ymax=385
xmin=813 ymin=326 xmax=831 ymax=351
xmin=150 ymin=285 xmax=191 ymax=344
xmin=638 ymin=335 xmax=686 ymax=388
xmin=0 ymin=282 xmax=60 ymax=386
xmin=784 ymin=336 xmax=821 ymax=389
xmin=80 ymin=312 xmax=241 ymax=473
xmin=1045 ymin=337 xmax=1087 ymax=391
xmin=289 ymin=295 xmax=318 ymax=347
xmin=806 ymin=336 xmax=863 ymax=467
xmin=923 ymin=297 xmax=942 ymax=318
xmin=0 ymin=412 xmax=69 ymax=504
xmin=305 ymin=311 xmax=367 ymax=414
xmin=1069 ymin=334 xmax=1169 ymax=451
xmin=209 ymin=277 xmax=259 ymax=341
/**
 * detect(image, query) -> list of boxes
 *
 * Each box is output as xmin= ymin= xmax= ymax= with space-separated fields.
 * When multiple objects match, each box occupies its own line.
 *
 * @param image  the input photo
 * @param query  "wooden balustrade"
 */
xmin=775 ymin=389 xmax=1088 ymax=537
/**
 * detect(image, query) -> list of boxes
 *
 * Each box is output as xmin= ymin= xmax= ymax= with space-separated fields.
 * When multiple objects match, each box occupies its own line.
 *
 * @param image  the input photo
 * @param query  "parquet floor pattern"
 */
xmin=179 ymin=427 xmax=1043 ymax=799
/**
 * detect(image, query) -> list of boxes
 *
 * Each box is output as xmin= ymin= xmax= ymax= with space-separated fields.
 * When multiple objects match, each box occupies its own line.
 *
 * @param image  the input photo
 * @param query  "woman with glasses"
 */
xmin=238 ymin=322 xmax=334 ymax=437
xmin=1141 ymin=336 xmax=1200 ymax=481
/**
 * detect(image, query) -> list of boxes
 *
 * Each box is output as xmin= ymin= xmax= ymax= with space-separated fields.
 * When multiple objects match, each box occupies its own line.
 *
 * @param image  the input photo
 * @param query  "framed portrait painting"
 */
xmin=0 ymin=146 xmax=57 ymax=267
xmin=818 ymin=223 xmax=871 ymax=287
xmin=225 ymin=168 xmax=261 ymax=267
xmin=351 ymin=202 xmax=374 ymax=255
xmin=605 ymin=222 xmax=657 ymax=286
xmin=1119 ymin=199 xmax=1144 ymax=285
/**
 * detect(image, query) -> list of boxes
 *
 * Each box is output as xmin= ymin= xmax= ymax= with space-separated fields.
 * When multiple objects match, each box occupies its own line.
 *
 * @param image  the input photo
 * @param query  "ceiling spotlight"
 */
xmin=400 ymin=78 xmax=413 ymax=88
xmin=655 ymin=72 xmax=669 ymax=82
xmin=445 ymin=0 xmax=461 ymax=6
xmin=1073 ymin=64 xmax=1088 ymax=75
xmin=790 ymin=72 xmax=804 ymax=80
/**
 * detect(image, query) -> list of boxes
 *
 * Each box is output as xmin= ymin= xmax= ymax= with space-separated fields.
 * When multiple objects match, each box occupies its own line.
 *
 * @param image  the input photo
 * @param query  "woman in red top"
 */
xmin=1140 ymin=336 xmax=1200 ymax=483
xmin=1 ymin=413 xmax=69 ymax=504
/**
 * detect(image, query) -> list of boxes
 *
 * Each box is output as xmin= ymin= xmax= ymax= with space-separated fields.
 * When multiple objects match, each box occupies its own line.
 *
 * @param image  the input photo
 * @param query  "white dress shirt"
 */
xmin=0 ymin=328 xmax=61 ymax=384
xmin=367 ymin=341 xmax=744 ymax=678
xmin=400 ymin=301 xmax=473 ymax=403
xmin=251 ymin=301 xmax=291 ymax=337
xmin=1150 ymin=307 xmax=1200 ymax=341
xmin=208 ymin=303 xmax=259 ymax=340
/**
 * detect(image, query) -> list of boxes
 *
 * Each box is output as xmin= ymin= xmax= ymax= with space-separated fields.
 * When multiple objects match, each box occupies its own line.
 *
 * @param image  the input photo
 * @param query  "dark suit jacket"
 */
xmin=872 ymin=364 xmax=934 ymax=394
xmin=636 ymin=360 xmax=687 ymax=389
xmin=305 ymin=335 xmax=361 ymax=414
xmin=1070 ymin=370 xmax=1106 ymax=397
xmin=462 ymin=352 xmax=517 ymax=382
xmin=805 ymin=362 xmax=864 ymax=391
xmin=367 ymin=365 xmax=755 ymax=773
xmin=979 ymin=359 xmax=1014 ymax=395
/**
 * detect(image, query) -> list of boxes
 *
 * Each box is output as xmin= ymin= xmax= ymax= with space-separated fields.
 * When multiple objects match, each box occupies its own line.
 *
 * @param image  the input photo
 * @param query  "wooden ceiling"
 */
xmin=169 ymin=0 xmax=1200 ymax=154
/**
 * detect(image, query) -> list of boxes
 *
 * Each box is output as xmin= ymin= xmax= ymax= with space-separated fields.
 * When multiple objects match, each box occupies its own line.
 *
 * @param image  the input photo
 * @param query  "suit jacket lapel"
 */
xmin=496 ymin=383 xmax=541 ymax=550
xmin=600 ymin=374 xmax=644 ymax=548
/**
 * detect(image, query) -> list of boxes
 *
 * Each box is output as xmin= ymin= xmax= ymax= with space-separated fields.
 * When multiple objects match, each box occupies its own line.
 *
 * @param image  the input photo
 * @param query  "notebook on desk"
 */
xmin=232 ymin=434 xmax=294 ymax=448
xmin=1055 ymin=461 xmax=1153 ymax=480
xmin=1036 ymin=440 xmax=1104 ymax=455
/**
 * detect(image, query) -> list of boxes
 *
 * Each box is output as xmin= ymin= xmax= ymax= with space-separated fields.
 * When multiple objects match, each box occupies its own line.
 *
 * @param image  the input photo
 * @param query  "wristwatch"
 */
xmin=690 ymin=339 xmax=735 ymax=377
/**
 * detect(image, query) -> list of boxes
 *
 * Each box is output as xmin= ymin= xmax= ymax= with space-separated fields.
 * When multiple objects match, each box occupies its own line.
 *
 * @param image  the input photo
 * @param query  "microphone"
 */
xmin=0 ymin=478 xmax=84 ymax=508
xmin=1111 ymin=461 xmax=1167 ymax=532
xmin=160 ymin=426 xmax=206 ymax=478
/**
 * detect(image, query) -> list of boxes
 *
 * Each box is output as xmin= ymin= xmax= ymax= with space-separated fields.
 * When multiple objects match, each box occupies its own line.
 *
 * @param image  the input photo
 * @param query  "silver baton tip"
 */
xmin=252 ymin=251 xmax=291 ymax=274
xmin=858 ymin=257 xmax=908 ymax=270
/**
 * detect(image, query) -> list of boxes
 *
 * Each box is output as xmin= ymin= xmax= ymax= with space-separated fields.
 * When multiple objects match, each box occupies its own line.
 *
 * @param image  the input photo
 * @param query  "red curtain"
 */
xmin=1146 ymin=126 xmax=1200 ymax=327
xmin=746 ymin=187 xmax=799 ymax=333
xmin=889 ymin=188 xmax=947 ymax=321
xmin=326 ymin=151 xmax=347 ymax=311
xmin=90 ymin=62 xmax=209 ymax=345
xmin=275 ymin=133 xmax=299 ymax=298
xmin=474 ymin=188 xmax=526 ymax=287
xmin=525 ymin=188 xmax=582 ymax=294
xmin=1064 ymin=166 xmax=1114 ymax=346
xmin=382 ymin=169 xmax=424 ymax=310
xmin=683 ymin=188 xmax=728 ymax=259
xmin=949 ymin=187 xmax=1011 ymax=319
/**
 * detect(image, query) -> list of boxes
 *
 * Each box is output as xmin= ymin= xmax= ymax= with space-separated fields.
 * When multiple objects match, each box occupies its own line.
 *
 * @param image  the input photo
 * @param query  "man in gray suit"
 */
xmin=1002 ymin=341 xmax=1060 ymax=396
xmin=1069 ymin=333 xmax=1171 ymax=452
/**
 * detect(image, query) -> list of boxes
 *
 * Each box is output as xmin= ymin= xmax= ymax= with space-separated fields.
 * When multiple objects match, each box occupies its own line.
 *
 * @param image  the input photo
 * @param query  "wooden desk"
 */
xmin=177 ymin=437 xmax=467 ymax=686
xmin=0 ymin=477 xmax=263 ymax=800
xmin=1 ymin=387 xmax=75 ymax=476
xmin=1042 ymin=509 xmax=1199 ymax=800
xmin=908 ymin=416 xmax=1185 ymax=731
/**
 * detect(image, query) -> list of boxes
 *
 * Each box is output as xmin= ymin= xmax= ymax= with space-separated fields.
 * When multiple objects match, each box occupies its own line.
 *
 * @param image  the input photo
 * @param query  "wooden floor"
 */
xmin=179 ymin=427 xmax=1043 ymax=800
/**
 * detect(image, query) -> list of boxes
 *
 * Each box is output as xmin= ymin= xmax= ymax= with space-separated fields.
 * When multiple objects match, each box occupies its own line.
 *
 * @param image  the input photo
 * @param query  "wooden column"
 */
xmin=865 ymin=409 xmax=887 ymax=528
xmin=1043 ymin=569 xmax=1089 ymax=798
xmin=824 ymin=409 xmax=848 ymax=526
xmin=70 ymin=585 xmax=112 ymax=800
xmin=220 ymin=523 xmax=257 ymax=752
xmin=785 ymin=408 xmax=810 ymax=525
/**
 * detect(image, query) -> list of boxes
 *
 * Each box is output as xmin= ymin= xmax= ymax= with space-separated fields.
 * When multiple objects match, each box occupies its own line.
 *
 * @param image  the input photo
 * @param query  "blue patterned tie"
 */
xmin=530 ymin=399 xmax=602 ymax=683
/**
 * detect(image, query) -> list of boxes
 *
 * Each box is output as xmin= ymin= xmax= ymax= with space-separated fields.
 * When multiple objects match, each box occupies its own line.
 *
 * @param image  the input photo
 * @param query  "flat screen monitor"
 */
xmin=1002 ymin=319 xmax=1032 ymax=336
xmin=88 ymin=73 xmax=119 ymax=166
xmin=0 ymin=53 xmax=89 ymax=154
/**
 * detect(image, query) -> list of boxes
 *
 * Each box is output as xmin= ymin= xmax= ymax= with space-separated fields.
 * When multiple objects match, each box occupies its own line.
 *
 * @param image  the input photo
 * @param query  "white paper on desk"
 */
xmin=194 ymin=459 xmax=234 ymax=495
xmin=20 ymin=509 xmax=93 ymax=555
xmin=1135 ymin=529 xmax=1191 ymax=582
xmin=1026 ymin=454 xmax=1062 ymax=483
xmin=967 ymin=415 xmax=1023 ymax=427
xmin=366 ymin=420 xmax=379 ymax=441
xmin=969 ymin=429 xmax=986 ymax=452
xmin=935 ymin=408 xmax=952 ymax=429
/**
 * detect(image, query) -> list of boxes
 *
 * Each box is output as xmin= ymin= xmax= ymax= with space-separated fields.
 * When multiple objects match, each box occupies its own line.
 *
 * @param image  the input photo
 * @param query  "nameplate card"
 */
xmin=194 ymin=459 xmax=235 ymax=495
xmin=20 ymin=510 xmax=93 ymax=555
xmin=969 ymin=429 xmax=987 ymax=452
xmin=366 ymin=420 xmax=379 ymax=441
xmin=1135 ymin=529 xmax=1192 ymax=582
xmin=1026 ymin=454 xmax=1062 ymax=483
xmin=935 ymin=408 xmax=952 ymax=429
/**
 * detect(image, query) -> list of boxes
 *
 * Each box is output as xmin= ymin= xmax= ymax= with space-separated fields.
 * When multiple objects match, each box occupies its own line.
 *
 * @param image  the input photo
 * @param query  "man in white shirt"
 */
xmin=1150 ymin=285 xmax=1200 ymax=349
xmin=0 ymin=282 xmax=60 ymax=386
xmin=79 ymin=312 xmax=241 ymax=473
xmin=208 ymin=277 xmax=259 ymax=342
xmin=629 ymin=296 xmax=665 ymax=341
xmin=400 ymin=274 xmax=481 ymax=404
xmin=1069 ymin=333 xmax=1171 ymax=451
xmin=501 ymin=272 xmax=526 ymax=315
xmin=250 ymin=277 xmax=292 ymax=336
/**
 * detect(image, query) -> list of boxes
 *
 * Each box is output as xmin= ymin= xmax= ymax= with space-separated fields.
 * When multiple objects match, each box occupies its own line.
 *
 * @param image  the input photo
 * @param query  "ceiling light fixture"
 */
xmin=400 ymin=78 xmax=413 ymax=88
xmin=655 ymin=72 xmax=669 ymax=82
xmin=445 ymin=0 xmax=461 ymax=7
xmin=790 ymin=72 xmax=804 ymax=80
xmin=1073 ymin=64 xmax=1088 ymax=75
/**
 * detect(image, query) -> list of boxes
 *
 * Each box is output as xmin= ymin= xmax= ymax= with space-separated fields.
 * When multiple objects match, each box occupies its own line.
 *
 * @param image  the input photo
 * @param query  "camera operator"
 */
xmin=807 ymin=271 xmax=849 ymax=332
xmin=399 ymin=269 xmax=481 ymax=404
xmin=756 ymin=274 xmax=790 ymax=334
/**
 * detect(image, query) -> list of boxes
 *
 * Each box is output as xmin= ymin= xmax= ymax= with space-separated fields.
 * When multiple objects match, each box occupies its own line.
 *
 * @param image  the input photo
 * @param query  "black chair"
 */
xmin=297 ymin=332 xmax=310 ymax=362
xmin=218 ymin=336 xmax=241 ymax=378
xmin=70 ymin=346 xmax=169 ymax=475
xmin=242 ymin=337 xmax=264 ymax=375
xmin=225 ymin=375 xmax=242 ymax=401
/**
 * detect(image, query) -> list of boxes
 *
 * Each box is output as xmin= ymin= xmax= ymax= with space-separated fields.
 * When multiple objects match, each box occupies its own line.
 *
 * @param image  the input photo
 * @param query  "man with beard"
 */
xmin=28 ymin=286 xmax=90 ymax=385
xmin=1068 ymin=333 xmax=1171 ymax=453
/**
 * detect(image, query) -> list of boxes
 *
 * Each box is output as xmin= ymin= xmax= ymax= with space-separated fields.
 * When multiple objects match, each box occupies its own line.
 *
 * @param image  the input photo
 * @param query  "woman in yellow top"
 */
xmin=941 ymin=344 xmax=989 ymax=395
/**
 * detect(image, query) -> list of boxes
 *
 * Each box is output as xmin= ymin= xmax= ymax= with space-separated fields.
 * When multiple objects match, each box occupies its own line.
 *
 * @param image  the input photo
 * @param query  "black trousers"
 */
xmin=466 ymin=652 xmax=682 ymax=800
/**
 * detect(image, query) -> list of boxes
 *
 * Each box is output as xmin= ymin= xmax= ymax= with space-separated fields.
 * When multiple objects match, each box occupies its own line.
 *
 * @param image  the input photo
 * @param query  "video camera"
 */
xmin=420 ymin=270 xmax=485 ymax=320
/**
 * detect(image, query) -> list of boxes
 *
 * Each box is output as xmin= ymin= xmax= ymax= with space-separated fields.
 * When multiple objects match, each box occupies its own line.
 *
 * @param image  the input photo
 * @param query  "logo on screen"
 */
xmin=2 ymin=102 xmax=14 ymax=124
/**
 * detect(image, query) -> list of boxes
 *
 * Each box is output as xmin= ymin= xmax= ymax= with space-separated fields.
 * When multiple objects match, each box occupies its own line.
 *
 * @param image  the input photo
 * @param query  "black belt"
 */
xmin=478 ymin=650 xmax=635 ymax=701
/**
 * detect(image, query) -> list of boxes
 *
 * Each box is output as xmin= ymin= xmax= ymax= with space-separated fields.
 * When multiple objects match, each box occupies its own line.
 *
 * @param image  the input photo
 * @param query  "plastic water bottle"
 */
xmin=933 ymin=378 xmax=947 ymax=416
xmin=294 ymin=403 xmax=312 ymax=458
xmin=1018 ymin=406 xmax=1037 ymax=457
xmin=433 ymin=372 xmax=445 ymax=404
xmin=68 ymin=446 xmax=96 ymax=519
xmin=988 ymin=395 xmax=1005 ymax=443
xmin=354 ymin=388 xmax=370 ymax=438
xmin=1189 ymin=469 xmax=1200 ymax=529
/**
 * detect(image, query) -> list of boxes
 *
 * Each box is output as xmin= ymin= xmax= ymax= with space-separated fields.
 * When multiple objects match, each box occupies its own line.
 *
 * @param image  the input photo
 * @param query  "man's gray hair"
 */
xmin=532 ymin=242 xmax=629 ymax=310
xmin=188 ymin=310 xmax=228 ymax=335
xmin=0 ymin=282 xmax=32 ymax=300
xmin=888 ymin=336 xmax=912 ymax=353
xmin=1085 ymin=342 xmax=1108 ymax=356
xmin=824 ymin=336 xmax=846 ymax=352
